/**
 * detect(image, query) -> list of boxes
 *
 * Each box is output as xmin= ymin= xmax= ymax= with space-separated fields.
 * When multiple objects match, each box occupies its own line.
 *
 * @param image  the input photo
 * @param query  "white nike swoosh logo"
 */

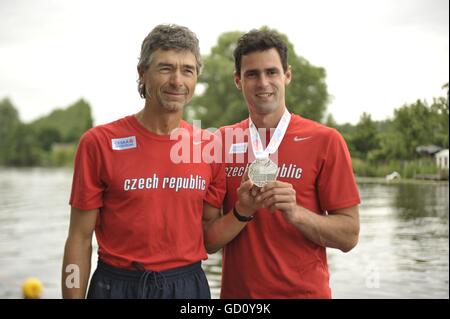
xmin=293 ymin=136 xmax=312 ymax=142
xmin=193 ymin=141 xmax=204 ymax=145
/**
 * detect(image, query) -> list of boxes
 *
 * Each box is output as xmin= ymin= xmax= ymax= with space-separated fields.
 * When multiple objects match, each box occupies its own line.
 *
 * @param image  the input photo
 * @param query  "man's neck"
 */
xmin=249 ymin=106 xmax=286 ymax=129
xmin=135 ymin=106 xmax=182 ymax=135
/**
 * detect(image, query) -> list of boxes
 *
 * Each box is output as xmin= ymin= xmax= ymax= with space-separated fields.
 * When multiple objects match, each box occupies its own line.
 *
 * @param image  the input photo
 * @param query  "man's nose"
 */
xmin=257 ymin=74 xmax=270 ymax=88
xmin=169 ymin=70 xmax=183 ymax=87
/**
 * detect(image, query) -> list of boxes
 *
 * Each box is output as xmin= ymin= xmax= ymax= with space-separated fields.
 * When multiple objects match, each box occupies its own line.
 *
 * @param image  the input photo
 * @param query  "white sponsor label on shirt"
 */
xmin=111 ymin=136 xmax=137 ymax=150
xmin=229 ymin=143 xmax=248 ymax=154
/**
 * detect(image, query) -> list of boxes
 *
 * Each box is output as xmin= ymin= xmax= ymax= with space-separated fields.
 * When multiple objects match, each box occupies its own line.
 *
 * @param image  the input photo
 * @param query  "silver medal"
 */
xmin=248 ymin=158 xmax=278 ymax=188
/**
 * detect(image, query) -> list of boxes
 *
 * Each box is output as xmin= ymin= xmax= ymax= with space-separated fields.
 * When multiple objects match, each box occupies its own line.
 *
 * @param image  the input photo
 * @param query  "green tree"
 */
xmin=351 ymin=112 xmax=379 ymax=159
xmin=368 ymin=123 xmax=407 ymax=162
xmin=0 ymin=98 xmax=20 ymax=132
xmin=0 ymin=98 xmax=21 ymax=165
xmin=188 ymin=28 xmax=329 ymax=128
xmin=393 ymin=100 xmax=434 ymax=159
xmin=31 ymin=98 xmax=93 ymax=143
xmin=36 ymin=127 xmax=62 ymax=152
xmin=3 ymin=124 xmax=42 ymax=166
xmin=0 ymin=97 xmax=93 ymax=167
xmin=324 ymin=113 xmax=338 ymax=128
xmin=371 ymin=90 xmax=448 ymax=162
xmin=188 ymin=31 xmax=244 ymax=128
xmin=429 ymin=83 xmax=449 ymax=148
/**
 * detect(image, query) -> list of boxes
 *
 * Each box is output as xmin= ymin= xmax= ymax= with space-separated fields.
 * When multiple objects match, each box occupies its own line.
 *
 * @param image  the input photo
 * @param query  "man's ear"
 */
xmin=137 ymin=67 xmax=145 ymax=82
xmin=285 ymin=65 xmax=292 ymax=85
xmin=234 ymin=71 xmax=242 ymax=90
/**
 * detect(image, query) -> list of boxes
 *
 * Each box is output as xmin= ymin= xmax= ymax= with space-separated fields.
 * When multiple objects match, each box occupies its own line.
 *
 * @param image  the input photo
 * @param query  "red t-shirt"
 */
xmin=69 ymin=115 xmax=225 ymax=271
xmin=219 ymin=114 xmax=360 ymax=298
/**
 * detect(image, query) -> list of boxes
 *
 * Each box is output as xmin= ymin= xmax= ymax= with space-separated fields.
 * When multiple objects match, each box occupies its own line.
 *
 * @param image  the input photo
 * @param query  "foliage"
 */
xmin=350 ymin=112 xmax=379 ymax=159
xmin=50 ymin=144 xmax=77 ymax=167
xmin=0 ymin=98 xmax=93 ymax=167
xmin=0 ymin=23 xmax=447 ymax=175
xmin=352 ymin=158 xmax=438 ymax=179
xmin=5 ymin=124 xmax=42 ymax=166
xmin=0 ymin=98 xmax=21 ymax=164
xmin=30 ymin=99 xmax=93 ymax=143
xmin=336 ymin=83 xmax=449 ymax=178
xmin=188 ymin=28 xmax=329 ymax=128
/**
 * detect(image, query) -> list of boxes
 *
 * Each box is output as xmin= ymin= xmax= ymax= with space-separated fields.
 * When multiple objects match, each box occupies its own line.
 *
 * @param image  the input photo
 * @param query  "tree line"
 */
xmin=0 ymin=29 xmax=448 ymax=177
xmin=0 ymin=98 xmax=93 ymax=166
xmin=328 ymin=89 xmax=448 ymax=178
xmin=186 ymin=29 xmax=448 ymax=178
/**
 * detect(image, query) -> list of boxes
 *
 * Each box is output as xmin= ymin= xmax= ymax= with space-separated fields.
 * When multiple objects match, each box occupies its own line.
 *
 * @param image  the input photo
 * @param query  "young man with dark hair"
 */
xmin=204 ymin=29 xmax=360 ymax=298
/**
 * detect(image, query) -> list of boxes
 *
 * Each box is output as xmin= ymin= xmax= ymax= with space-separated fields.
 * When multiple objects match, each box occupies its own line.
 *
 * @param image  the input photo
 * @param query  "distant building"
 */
xmin=435 ymin=149 xmax=449 ymax=170
xmin=416 ymin=145 xmax=443 ymax=156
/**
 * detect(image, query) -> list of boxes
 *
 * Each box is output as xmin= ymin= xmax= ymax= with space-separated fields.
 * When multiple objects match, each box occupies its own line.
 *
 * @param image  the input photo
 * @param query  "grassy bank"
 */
xmin=356 ymin=176 xmax=449 ymax=185
xmin=352 ymin=157 xmax=448 ymax=180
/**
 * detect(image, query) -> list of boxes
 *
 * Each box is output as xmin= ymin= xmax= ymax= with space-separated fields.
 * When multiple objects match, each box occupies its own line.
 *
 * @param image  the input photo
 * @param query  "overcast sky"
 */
xmin=0 ymin=0 xmax=448 ymax=125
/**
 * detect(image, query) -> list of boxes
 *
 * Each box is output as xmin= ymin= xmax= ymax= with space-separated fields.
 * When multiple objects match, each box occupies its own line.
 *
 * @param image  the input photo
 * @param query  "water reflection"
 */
xmin=394 ymin=183 xmax=449 ymax=220
xmin=328 ymin=181 xmax=448 ymax=298
xmin=0 ymin=169 xmax=448 ymax=298
xmin=391 ymin=183 xmax=449 ymax=298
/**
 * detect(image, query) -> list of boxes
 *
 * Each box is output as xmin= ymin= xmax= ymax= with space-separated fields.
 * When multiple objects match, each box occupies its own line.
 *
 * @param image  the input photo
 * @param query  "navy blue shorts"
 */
xmin=87 ymin=260 xmax=211 ymax=299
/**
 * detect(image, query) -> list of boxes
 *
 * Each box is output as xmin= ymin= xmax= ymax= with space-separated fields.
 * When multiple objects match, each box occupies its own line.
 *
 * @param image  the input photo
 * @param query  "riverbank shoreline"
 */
xmin=356 ymin=176 xmax=449 ymax=185
xmin=1 ymin=167 xmax=449 ymax=186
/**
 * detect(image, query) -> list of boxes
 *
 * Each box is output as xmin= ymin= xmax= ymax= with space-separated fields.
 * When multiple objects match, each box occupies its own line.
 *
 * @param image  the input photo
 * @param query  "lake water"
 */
xmin=0 ymin=168 xmax=448 ymax=299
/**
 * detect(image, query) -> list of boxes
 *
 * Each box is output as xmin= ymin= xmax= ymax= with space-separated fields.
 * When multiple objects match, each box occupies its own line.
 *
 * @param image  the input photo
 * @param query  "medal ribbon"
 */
xmin=249 ymin=108 xmax=291 ymax=159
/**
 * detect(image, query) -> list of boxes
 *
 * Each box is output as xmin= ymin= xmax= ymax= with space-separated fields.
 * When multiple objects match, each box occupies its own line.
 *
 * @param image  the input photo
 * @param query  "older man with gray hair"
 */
xmin=62 ymin=24 xmax=226 ymax=299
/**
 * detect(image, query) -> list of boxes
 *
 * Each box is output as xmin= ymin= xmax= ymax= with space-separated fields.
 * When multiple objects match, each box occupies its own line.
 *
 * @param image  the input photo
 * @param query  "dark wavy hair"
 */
xmin=233 ymin=29 xmax=288 ymax=76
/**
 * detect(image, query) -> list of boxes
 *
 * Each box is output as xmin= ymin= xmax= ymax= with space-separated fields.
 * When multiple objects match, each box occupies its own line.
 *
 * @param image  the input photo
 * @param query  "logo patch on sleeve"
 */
xmin=112 ymin=136 xmax=137 ymax=150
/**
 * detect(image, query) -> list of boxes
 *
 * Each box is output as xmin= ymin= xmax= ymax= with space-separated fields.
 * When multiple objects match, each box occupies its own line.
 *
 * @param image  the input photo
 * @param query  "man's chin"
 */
xmin=161 ymin=102 xmax=184 ymax=113
xmin=252 ymin=102 xmax=278 ymax=115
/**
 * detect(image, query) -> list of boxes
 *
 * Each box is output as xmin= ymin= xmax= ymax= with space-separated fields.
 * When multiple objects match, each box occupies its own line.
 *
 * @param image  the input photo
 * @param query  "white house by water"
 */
xmin=435 ymin=149 xmax=449 ymax=170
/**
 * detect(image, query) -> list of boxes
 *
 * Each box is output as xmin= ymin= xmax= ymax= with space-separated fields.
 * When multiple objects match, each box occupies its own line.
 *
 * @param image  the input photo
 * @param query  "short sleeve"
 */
xmin=317 ymin=129 xmax=361 ymax=211
xmin=69 ymin=130 xmax=105 ymax=210
xmin=204 ymin=130 xmax=226 ymax=208
xmin=204 ymin=162 xmax=226 ymax=208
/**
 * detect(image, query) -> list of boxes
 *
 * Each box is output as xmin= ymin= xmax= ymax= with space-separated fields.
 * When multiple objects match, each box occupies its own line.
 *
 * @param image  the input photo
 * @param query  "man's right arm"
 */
xmin=203 ymin=173 xmax=263 ymax=253
xmin=61 ymin=207 xmax=98 ymax=299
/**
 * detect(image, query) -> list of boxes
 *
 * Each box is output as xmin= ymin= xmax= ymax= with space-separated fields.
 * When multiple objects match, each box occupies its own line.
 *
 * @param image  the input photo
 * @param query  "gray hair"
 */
xmin=137 ymin=24 xmax=202 ymax=98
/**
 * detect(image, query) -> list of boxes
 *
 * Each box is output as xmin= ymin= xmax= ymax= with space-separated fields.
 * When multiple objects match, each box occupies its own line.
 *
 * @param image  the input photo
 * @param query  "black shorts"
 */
xmin=87 ymin=260 xmax=211 ymax=299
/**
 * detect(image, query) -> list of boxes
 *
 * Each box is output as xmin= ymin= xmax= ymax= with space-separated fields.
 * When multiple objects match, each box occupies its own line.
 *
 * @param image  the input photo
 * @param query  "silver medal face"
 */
xmin=248 ymin=158 xmax=278 ymax=187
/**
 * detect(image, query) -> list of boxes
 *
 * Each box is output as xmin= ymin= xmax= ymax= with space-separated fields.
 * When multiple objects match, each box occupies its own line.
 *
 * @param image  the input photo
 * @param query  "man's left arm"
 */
xmin=258 ymin=181 xmax=359 ymax=252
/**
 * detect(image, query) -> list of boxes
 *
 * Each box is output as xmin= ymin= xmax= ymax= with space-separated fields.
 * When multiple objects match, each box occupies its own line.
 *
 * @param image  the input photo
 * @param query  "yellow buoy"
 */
xmin=22 ymin=277 xmax=43 ymax=299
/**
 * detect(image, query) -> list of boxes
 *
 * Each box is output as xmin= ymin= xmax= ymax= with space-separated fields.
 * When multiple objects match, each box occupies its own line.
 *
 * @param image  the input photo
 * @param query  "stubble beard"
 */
xmin=154 ymin=89 xmax=191 ymax=113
